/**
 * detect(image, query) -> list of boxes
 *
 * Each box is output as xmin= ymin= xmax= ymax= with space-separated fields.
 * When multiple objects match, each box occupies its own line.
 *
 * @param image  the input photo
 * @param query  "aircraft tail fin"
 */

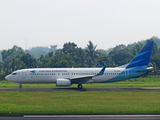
xmin=126 ymin=41 xmax=154 ymax=69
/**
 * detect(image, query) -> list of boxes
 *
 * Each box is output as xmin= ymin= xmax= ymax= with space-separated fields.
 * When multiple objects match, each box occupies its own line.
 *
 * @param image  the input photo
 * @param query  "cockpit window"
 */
xmin=12 ymin=73 xmax=17 ymax=75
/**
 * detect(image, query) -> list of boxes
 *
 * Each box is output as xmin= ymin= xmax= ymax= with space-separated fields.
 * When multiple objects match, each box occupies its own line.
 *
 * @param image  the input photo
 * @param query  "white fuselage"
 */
xmin=5 ymin=67 xmax=126 ymax=84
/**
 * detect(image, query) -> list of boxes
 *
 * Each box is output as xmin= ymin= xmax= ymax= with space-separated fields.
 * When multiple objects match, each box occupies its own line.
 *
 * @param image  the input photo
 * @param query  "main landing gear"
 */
xmin=78 ymin=84 xmax=83 ymax=89
xmin=19 ymin=85 xmax=22 ymax=89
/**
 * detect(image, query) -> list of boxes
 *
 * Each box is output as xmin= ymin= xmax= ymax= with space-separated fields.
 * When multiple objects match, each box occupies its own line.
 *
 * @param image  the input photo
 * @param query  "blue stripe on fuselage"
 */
xmin=101 ymin=65 xmax=147 ymax=83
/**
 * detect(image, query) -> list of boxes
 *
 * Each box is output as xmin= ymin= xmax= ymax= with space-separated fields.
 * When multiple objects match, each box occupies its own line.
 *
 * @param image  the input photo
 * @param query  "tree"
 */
xmin=132 ymin=42 xmax=143 ymax=56
xmin=8 ymin=58 xmax=26 ymax=72
xmin=49 ymin=52 xmax=74 ymax=68
xmin=112 ymin=44 xmax=126 ymax=50
xmin=62 ymin=42 xmax=77 ymax=57
xmin=109 ymin=48 xmax=133 ymax=66
xmin=150 ymin=54 xmax=160 ymax=70
xmin=38 ymin=52 xmax=53 ymax=68
xmin=28 ymin=46 xmax=51 ymax=59
xmin=1 ymin=45 xmax=24 ymax=68
xmin=73 ymin=47 xmax=86 ymax=67
xmin=20 ymin=54 xmax=38 ymax=68
xmin=0 ymin=62 xmax=4 ymax=80
xmin=85 ymin=41 xmax=100 ymax=67
xmin=86 ymin=41 xmax=97 ymax=59
xmin=98 ymin=55 xmax=112 ymax=67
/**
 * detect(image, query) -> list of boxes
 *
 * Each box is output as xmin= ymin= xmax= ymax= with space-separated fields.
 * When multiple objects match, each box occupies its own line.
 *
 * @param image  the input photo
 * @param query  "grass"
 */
xmin=0 ymin=75 xmax=160 ymax=88
xmin=0 ymin=75 xmax=160 ymax=114
xmin=0 ymin=91 xmax=160 ymax=114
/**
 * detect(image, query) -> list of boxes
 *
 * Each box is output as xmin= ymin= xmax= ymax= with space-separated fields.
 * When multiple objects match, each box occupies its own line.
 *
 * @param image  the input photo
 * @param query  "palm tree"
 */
xmin=85 ymin=41 xmax=100 ymax=67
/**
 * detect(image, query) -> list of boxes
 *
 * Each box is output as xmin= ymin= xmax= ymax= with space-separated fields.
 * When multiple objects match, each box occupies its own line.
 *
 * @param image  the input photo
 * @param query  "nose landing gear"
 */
xmin=19 ymin=85 xmax=22 ymax=89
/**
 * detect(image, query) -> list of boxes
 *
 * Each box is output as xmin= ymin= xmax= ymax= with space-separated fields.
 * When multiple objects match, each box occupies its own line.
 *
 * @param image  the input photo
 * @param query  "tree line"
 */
xmin=0 ymin=37 xmax=160 ymax=80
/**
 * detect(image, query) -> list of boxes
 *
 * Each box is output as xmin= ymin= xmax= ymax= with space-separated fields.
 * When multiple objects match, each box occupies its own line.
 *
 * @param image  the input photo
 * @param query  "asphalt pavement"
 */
xmin=1 ymin=87 xmax=160 ymax=92
xmin=1 ymin=115 xmax=160 ymax=120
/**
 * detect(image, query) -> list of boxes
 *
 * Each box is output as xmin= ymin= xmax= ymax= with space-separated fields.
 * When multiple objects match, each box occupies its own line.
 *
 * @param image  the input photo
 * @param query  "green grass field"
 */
xmin=0 ymin=91 xmax=160 ymax=114
xmin=0 ymin=75 xmax=160 ymax=114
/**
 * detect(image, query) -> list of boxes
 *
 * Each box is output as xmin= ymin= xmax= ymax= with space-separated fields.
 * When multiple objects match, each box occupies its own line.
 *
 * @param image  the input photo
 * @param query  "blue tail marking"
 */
xmin=126 ymin=41 xmax=154 ymax=68
xmin=97 ymin=65 xmax=106 ymax=76
xmin=97 ymin=64 xmax=101 ymax=68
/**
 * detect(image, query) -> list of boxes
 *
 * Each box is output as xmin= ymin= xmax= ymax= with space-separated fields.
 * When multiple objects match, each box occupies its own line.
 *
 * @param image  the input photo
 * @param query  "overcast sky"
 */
xmin=0 ymin=0 xmax=160 ymax=50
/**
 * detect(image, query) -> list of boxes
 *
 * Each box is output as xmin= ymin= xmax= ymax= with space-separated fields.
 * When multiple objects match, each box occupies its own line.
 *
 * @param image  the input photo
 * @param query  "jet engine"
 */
xmin=56 ymin=78 xmax=71 ymax=86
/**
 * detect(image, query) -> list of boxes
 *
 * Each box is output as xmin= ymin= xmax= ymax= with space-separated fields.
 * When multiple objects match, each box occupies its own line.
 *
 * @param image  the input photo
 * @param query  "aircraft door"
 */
xmin=20 ymin=71 xmax=27 ymax=83
xmin=22 ymin=72 xmax=27 ymax=79
xmin=125 ymin=70 xmax=129 ymax=77
xmin=65 ymin=72 xmax=71 ymax=79
xmin=67 ymin=72 xmax=71 ymax=79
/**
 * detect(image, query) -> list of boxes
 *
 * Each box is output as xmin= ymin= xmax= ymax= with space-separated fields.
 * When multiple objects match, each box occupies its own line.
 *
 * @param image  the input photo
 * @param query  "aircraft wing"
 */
xmin=71 ymin=75 xmax=94 ymax=84
xmin=71 ymin=66 xmax=106 ymax=84
xmin=137 ymin=67 xmax=153 ymax=72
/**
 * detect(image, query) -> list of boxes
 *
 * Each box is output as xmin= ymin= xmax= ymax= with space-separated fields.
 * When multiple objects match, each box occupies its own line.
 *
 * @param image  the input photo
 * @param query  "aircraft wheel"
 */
xmin=19 ymin=85 xmax=22 ymax=89
xmin=78 ymin=84 xmax=83 ymax=89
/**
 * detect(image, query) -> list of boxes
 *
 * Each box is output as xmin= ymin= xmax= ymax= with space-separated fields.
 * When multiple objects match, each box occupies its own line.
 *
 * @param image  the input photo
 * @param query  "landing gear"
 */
xmin=19 ymin=85 xmax=22 ymax=89
xmin=78 ymin=84 xmax=83 ymax=89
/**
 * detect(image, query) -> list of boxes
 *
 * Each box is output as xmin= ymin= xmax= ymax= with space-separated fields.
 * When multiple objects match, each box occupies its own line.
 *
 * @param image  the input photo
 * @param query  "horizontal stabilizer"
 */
xmin=137 ymin=67 xmax=153 ymax=72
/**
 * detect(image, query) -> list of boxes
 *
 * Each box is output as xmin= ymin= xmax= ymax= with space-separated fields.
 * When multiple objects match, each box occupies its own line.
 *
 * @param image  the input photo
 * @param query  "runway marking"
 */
xmin=91 ymin=118 xmax=157 ymax=120
xmin=24 ymin=115 xmax=160 ymax=118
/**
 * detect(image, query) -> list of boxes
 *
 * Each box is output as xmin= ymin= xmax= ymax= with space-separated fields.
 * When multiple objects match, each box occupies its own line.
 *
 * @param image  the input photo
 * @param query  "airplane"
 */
xmin=5 ymin=41 xmax=154 ymax=89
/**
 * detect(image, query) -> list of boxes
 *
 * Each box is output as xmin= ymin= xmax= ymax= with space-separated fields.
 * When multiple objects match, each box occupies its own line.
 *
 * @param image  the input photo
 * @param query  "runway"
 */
xmin=1 ymin=115 xmax=160 ymax=120
xmin=1 ymin=87 xmax=160 ymax=92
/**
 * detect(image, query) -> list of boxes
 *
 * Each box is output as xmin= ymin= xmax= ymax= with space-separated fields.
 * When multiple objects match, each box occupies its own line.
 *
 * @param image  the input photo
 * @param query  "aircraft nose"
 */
xmin=5 ymin=75 xmax=11 ymax=81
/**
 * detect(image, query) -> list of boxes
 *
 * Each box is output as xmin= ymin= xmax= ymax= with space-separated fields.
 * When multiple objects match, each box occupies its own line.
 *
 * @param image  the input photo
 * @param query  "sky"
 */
xmin=0 ymin=0 xmax=160 ymax=50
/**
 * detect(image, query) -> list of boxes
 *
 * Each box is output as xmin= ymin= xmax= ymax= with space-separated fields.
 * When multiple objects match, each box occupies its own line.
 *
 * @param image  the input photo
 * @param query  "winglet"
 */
xmin=97 ymin=64 xmax=101 ymax=68
xmin=96 ymin=65 xmax=106 ymax=76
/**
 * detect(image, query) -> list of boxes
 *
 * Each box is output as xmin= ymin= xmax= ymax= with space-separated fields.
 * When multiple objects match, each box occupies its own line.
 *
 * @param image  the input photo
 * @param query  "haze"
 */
xmin=0 ymin=0 xmax=160 ymax=50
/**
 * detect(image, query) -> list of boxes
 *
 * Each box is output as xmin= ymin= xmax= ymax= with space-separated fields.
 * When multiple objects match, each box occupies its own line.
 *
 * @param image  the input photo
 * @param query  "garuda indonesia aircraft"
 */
xmin=5 ymin=41 xmax=154 ymax=89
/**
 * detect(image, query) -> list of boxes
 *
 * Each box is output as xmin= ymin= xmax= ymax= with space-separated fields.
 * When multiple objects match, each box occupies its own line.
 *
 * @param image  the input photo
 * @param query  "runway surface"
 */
xmin=1 ymin=115 xmax=160 ymax=120
xmin=1 ymin=87 xmax=160 ymax=92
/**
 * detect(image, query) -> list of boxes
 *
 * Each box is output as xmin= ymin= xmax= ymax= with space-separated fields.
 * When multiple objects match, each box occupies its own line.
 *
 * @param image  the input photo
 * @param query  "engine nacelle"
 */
xmin=56 ymin=78 xmax=71 ymax=86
